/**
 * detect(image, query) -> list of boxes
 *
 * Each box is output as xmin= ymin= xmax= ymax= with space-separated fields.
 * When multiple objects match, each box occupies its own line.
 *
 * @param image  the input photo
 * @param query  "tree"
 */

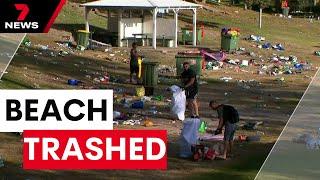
xmin=244 ymin=0 xmax=255 ymax=10
xmin=255 ymin=0 xmax=271 ymax=28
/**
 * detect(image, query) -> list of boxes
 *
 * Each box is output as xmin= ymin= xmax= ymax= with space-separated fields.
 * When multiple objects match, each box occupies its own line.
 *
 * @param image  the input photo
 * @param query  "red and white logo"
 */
xmin=15 ymin=4 xmax=29 ymax=21
xmin=23 ymin=130 xmax=167 ymax=170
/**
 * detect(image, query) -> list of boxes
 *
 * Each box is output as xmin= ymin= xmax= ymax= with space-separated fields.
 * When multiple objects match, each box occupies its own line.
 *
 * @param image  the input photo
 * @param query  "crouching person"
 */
xmin=209 ymin=100 xmax=239 ymax=160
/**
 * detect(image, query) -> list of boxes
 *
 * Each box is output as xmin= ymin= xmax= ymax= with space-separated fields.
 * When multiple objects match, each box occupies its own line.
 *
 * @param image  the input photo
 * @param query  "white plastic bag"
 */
xmin=169 ymin=85 xmax=186 ymax=121
xmin=179 ymin=118 xmax=200 ymax=158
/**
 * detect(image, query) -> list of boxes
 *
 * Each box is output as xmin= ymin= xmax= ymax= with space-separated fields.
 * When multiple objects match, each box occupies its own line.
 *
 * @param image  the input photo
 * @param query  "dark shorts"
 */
xmin=224 ymin=121 xmax=236 ymax=141
xmin=185 ymin=88 xmax=198 ymax=100
xmin=130 ymin=65 xmax=139 ymax=74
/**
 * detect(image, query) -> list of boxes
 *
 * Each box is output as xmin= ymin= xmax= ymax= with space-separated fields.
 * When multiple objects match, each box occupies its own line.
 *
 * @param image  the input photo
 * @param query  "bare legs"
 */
xmin=130 ymin=73 xmax=139 ymax=84
xmin=218 ymin=140 xmax=233 ymax=159
xmin=187 ymin=99 xmax=199 ymax=117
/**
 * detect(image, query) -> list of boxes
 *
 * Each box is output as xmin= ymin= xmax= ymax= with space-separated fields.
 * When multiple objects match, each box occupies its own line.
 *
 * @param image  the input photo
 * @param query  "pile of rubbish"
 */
xmin=258 ymin=54 xmax=312 ymax=76
xmin=246 ymin=35 xmax=266 ymax=42
xmin=158 ymin=65 xmax=176 ymax=75
xmin=257 ymin=43 xmax=285 ymax=51
xmin=221 ymin=28 xmax=240 ymax=37
xmin=201 ymin=50 xmax=227 ymax=62
xmin=245 ymin=35 xmax=285 ymax=51
xmin=21 ymin=37 xmax=74 ymax=58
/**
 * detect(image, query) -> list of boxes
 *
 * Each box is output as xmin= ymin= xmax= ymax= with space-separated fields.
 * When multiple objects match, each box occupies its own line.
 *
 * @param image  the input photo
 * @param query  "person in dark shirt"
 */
xmin=209 ymin=100 xmax=238 ymax=160
xmin=130 ymin=42 xmax=139 ymax=83
xmin=181 ymin=62 xmax=199 ymax=118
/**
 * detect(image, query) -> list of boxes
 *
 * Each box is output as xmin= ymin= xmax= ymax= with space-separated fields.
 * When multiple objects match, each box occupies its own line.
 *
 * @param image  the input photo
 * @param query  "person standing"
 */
xmin=181 ymin=62 xmax=199 ymax=118
xmin=209 ymin=100 xmax=239 ymax=160
xmin=130 ymin=42 xmax=139 ymax=83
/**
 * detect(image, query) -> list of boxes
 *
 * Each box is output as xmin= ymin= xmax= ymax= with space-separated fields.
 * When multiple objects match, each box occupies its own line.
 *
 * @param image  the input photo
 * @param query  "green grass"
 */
xmin=56 ymin=2 xmax=107 ymax=28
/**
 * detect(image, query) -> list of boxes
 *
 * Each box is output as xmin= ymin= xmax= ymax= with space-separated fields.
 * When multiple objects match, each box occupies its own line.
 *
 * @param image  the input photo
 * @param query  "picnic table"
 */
xmin=132 ymin=33 xmax=152 ymax=46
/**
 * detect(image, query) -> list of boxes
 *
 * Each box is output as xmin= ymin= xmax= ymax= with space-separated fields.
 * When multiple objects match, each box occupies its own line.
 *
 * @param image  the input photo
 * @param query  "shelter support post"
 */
xmin=192 ymin=8 xmax=197 ymax=47
xmin=85 ymin=7 xmax=90 ymax=32
xmin=107 ymin=10 xmax=111 ymax=30
xmin=152 ymin=8 xmax=158 ymax=49
xmin=118 ymin=10 xmax=124 ymax=47
xmin=173 ymin=9 xmax=179 ymax=48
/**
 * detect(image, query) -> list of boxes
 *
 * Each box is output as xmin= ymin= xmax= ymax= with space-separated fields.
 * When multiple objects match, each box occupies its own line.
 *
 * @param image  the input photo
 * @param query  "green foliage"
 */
xmin=289 ymin=0 xmax=318 ymax=11
xmin=244 ymin=0 xmax=255 ymax=9
xmin=255 ymin=0 xmax=272 ymax=9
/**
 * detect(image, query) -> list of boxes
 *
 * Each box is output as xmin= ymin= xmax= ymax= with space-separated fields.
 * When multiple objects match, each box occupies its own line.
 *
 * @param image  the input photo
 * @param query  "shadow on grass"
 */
xmin=179 ymin=14 xmax=221 ymax=29
xmin=52 ymin=23 xmax=117 ymax=45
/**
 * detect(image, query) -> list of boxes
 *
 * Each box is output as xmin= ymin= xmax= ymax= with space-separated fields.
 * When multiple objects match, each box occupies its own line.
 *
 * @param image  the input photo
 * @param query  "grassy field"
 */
xmin=0 ymin=1 xmax=319 ymax=179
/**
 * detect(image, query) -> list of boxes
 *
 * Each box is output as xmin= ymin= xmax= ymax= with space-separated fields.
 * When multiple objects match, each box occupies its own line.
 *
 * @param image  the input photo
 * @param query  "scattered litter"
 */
xmin=243 ymin=121 xmax=263 ymax=130
xmin=123 ymin=119 xmax=141 ymax=126
xmin=131 ymin=101 xmax=144 ymax=109
xmin=198 ymin=121 xmax=208 ymax=133
xmin=201 ymin=50 xmax=227 ymax=62
xmin=113 ymin=111 xmax=121 ymax=119
xmin=192 ymin=144 xmax=216 ymax=161
xmin=247 ymin=35 xmax=265 ymax=42
xmin=272 ymin=44 xmax=285 ymax=51
xmin=153 ymin=95 xmax=163 ymax=101
xmin=141 ymin=96 xmax=152 ymax=102
xmin=220 ymin=77 xmax=232 ymax=82
xmin=241 ymin=60 xmax=249 ymax=67
xmin=76 ymin=45 xmax=86 ymax=51
xmin=68 ymin=79 xmax=81 ymax=86
xmin=199 ymin=134 xmax=224 ymax=141
xmin=143 ymin=118 xmax=154 ymax=127
xmin=135 ymin=86 xmax=145 ymax=97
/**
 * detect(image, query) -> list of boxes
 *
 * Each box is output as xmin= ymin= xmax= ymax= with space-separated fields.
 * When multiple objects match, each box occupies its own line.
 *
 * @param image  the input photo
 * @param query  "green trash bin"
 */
xmin=142 ymin=61 xmax=159 ymax=96
xmin=76 ymin=30 xmax=90 ymax=48
xmin=175 ymin=54 xmax=203 ymax=77
xmin=181 ymin=27 xmax=203 ymax=45
xmin=221 ymin=35 xmax=239 ymax=52
xmin=282 ymin=7 xmax=289 ymax=17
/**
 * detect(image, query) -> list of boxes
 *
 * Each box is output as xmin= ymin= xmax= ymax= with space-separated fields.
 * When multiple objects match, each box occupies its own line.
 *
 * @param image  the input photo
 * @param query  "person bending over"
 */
xmin=209 ymin=100 xmax=239 ymax=159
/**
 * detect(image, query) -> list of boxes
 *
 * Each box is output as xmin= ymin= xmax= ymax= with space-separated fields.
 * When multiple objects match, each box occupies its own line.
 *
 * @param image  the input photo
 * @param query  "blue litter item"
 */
xmin=262 ymin=43 xmax=271 ymax=49
xmin=294 ymin=63 xmax=303 ymax=69
xmin=68 ymin=79 xmax=80 ymax=86
xmin=275 ymin=44 xmax=285 ymax=51
xmin=131 ymin=101 xmax=144 ymax=109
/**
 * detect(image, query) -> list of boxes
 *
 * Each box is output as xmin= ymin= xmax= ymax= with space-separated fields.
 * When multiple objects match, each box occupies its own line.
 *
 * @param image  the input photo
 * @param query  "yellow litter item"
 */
xmin=135 ymin=86 xmax=145 ymax=97
xmin=138 ymin=57 xmax=143 ymax=78
xmin=144 ymin=119 xmax=154 ymax=127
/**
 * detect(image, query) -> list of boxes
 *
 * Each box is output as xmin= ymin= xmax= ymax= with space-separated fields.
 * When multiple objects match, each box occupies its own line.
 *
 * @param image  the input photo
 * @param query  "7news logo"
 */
xmin=4 ymin=4 xmax=39 ymax=30
xmin=0 ymin=0 xmax=66 ymax=33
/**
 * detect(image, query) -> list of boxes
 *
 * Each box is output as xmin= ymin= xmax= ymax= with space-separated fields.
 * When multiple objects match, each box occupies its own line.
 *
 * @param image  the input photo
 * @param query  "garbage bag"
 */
xmin=169 ymin=85 xmax=186 ymax=121
xmin=179 ymin=118 xmax=200 ymax=158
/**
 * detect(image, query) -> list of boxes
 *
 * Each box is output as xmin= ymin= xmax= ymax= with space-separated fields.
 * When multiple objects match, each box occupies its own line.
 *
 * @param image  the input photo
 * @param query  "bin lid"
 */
xmin=175 ymin=54 xmax=202 ymax=58
xmin=142 ymin=60 xmax=159 ymax=65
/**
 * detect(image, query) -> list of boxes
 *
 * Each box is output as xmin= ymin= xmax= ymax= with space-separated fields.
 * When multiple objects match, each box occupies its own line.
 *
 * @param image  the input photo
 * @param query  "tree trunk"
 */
xmin=244 ymin=3 xmax=247 ymax=10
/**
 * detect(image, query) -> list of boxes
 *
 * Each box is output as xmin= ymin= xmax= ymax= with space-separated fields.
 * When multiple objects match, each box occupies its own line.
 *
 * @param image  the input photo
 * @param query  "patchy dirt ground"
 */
xmin=0 ymin=1 xmax=319 ymax=179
